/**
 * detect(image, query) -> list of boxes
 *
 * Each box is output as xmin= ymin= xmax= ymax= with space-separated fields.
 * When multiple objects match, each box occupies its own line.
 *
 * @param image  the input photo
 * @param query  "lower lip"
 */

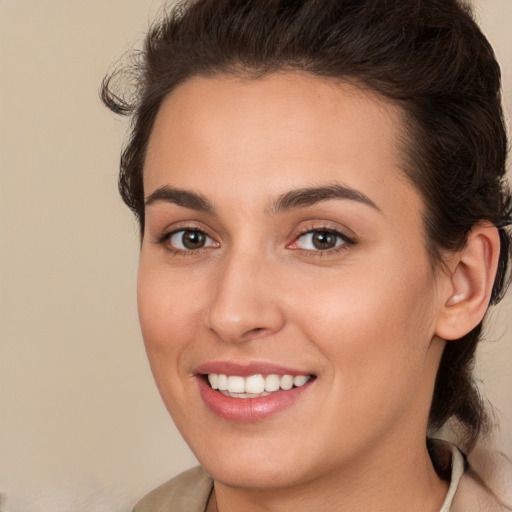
xmin=197 ymin=376 xmax=313 ymax=422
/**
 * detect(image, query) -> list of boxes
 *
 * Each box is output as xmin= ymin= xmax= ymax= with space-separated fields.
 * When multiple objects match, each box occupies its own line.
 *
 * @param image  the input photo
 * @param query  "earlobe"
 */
xmin=435 ymin=224 xmax=500 ymax=341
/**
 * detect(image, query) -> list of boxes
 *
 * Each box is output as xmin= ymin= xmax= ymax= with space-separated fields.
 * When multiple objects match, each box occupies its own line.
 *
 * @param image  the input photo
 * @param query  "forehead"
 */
xmin=144 ymin=72 xmax=417 ymax=216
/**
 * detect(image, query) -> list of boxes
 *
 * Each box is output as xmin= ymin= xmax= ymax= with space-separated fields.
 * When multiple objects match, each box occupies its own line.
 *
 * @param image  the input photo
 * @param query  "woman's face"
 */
xmin=138 ymin=73 xmax=447 ymax=489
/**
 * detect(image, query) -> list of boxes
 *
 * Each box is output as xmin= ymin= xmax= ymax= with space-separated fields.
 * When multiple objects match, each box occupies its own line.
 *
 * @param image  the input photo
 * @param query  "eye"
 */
xmin=166 ymin=229 xmax=217 ymax=251
xmin=291 ymin=229 xmax=352 ymax=251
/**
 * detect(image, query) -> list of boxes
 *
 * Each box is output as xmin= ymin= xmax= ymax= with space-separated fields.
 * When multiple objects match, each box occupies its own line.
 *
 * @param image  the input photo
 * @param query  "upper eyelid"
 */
xmin=153 ymin=222 xmax=214 ymax=241
xmin=171 ymin=228 xmax=217 ymax=244
xmin=296 ymin=230 xmax=352 ymax=243
xmin=151 ymin=221 xmax=356 ymax=247
xmin=293 ymin=224 xmax=355 ymax=242
xmin=156 ymin=227 xmax=219 ymax=253
xmin=168 ymin=227 xmax=212 ymax=238
xmin=287 ymin=226 xmax=356 ymax=254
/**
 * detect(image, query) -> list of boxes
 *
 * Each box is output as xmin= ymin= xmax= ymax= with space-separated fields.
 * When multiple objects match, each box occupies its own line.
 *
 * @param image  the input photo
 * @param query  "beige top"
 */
xmin=133 ymin=441 xmax=512 ymax=512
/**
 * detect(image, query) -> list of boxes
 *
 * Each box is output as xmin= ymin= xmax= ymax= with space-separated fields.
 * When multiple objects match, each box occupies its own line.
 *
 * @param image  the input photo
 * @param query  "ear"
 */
xmin=435 ymin=224 xmax=501 ymax=341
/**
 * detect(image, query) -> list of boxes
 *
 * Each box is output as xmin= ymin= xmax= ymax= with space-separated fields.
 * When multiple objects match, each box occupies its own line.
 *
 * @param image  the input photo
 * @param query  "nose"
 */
xmin=205 ymin=250 xmax=285 ymax=343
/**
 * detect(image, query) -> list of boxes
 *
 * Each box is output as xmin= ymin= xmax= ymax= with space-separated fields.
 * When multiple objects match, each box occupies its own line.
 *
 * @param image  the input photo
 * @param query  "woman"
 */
xmin=102 ymin=0 xmax=512 ymax=510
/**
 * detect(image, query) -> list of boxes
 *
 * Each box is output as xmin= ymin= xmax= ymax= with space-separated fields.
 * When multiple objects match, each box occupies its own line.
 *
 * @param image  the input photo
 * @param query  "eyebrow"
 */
xmin=145 ymin=185 xmax=214 ymax=213
xmin=144 ymin=183 xmax=380 ymax=215
xmin=271 ymin=184 xmax=381 ymax=214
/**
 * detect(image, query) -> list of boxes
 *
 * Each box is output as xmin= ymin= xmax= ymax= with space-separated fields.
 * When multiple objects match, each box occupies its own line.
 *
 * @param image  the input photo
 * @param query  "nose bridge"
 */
xmin=205 ymin=243 xmax=284 ymax=343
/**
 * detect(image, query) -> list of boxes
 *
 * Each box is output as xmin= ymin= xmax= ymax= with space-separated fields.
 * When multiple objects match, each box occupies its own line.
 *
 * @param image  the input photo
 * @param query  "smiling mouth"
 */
xmin=206 ymin=373 xmax=314 ymax=398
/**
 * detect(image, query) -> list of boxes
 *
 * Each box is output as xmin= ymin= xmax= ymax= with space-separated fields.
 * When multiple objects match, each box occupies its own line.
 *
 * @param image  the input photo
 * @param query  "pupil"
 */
xmin=182 ymin=230 xmax=205 ymax=249
xmin=313 ymin=231 xmax=336 ymax=250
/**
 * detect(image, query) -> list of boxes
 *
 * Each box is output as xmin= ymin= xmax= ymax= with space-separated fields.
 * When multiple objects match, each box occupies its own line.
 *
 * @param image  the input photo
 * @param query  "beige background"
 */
xmin=0 ymin=1 xmax=510 ymax=511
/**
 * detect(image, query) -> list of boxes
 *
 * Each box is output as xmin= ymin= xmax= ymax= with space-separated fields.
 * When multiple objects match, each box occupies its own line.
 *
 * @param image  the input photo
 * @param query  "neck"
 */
xmin=209 ymin=436 xmax=449 ymax=512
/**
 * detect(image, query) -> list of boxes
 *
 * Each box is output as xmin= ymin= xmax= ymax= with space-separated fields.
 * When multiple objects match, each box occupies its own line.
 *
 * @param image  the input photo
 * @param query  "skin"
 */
xmin=138 ymin=72 xmax=458 ymax=511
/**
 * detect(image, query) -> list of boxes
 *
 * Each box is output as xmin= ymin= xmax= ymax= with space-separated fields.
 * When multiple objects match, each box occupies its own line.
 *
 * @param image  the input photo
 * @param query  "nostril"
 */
xmin=205 ymin=288 xmax=286 ymax=343
xmin=241 ymin=326 xmax=269 ymax=340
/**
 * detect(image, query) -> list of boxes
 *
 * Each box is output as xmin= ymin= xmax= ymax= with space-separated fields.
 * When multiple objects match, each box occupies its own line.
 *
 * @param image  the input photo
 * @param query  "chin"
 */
xmin=201 ymin=456 xmax=309 ymax=490
xmin=184 ymin=429 xmax=325 ymax=490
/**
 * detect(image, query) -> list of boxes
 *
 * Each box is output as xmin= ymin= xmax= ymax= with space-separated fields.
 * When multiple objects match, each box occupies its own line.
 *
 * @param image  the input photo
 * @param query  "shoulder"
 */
xmin=451 ymin=445 xmax=512 ymax=512
xmin=133 ymin=466 xmax=213 ymax=512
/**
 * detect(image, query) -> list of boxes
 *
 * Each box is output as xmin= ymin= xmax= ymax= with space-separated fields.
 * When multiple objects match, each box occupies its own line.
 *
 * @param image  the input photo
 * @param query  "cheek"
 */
xmin=137 ymin=260 xmax=202 ymax=347
xmin=136 ymin=260 xmax=203 ymax=405
xmin=292 ymin=256 xmax=439 ymax=401
xmin=136 ymin=264 xmax=208 ymax=439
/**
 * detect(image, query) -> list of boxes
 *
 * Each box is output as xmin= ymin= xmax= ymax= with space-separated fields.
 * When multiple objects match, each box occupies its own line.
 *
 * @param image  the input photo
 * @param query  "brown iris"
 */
xmin=181 ymin=230 xmax=206 ymax=249
xmin=311 ymin=230 xmax=338 ymax=250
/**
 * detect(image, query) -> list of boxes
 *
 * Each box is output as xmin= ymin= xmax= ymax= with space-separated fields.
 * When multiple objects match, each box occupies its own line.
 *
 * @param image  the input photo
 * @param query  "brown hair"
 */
xmin=102 ymin=0 xmax=512 ymax=451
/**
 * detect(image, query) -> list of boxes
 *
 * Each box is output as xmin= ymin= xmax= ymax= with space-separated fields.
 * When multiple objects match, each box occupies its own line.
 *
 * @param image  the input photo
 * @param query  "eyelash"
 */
xmin=155 ymin=227 xmax=218 ymax=255
xmin=155 ymin=225 xmax=355 ymax=256
xmin=289 ymin=226 xmax=355 ymax=256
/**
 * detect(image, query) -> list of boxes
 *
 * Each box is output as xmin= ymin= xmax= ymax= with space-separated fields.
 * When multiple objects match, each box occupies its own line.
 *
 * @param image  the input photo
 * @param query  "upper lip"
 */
xmin=194 ymin=361 xmax=314 ymax=377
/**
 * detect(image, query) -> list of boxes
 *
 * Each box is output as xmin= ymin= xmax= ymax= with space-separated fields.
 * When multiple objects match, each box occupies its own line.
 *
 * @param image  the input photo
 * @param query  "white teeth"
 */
xmin=207 ymin=373 xmax=311 ymax=395
xmin=293 ymin=375 xmax=309 ymax=387
xmin=208 ymin=374 xmax=218 ymax=389
xmin=280 ymin=374 xmax=294 ymax=390
xmin=217 ymin=374 xmax=228 ymax=391
xmin=265 ymin=374 xmax=280 ymax=392
xmin=227 ymin=376 xmax=245 ymax=393
xmin=245 ymin=374 xmax=265 ymax=394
